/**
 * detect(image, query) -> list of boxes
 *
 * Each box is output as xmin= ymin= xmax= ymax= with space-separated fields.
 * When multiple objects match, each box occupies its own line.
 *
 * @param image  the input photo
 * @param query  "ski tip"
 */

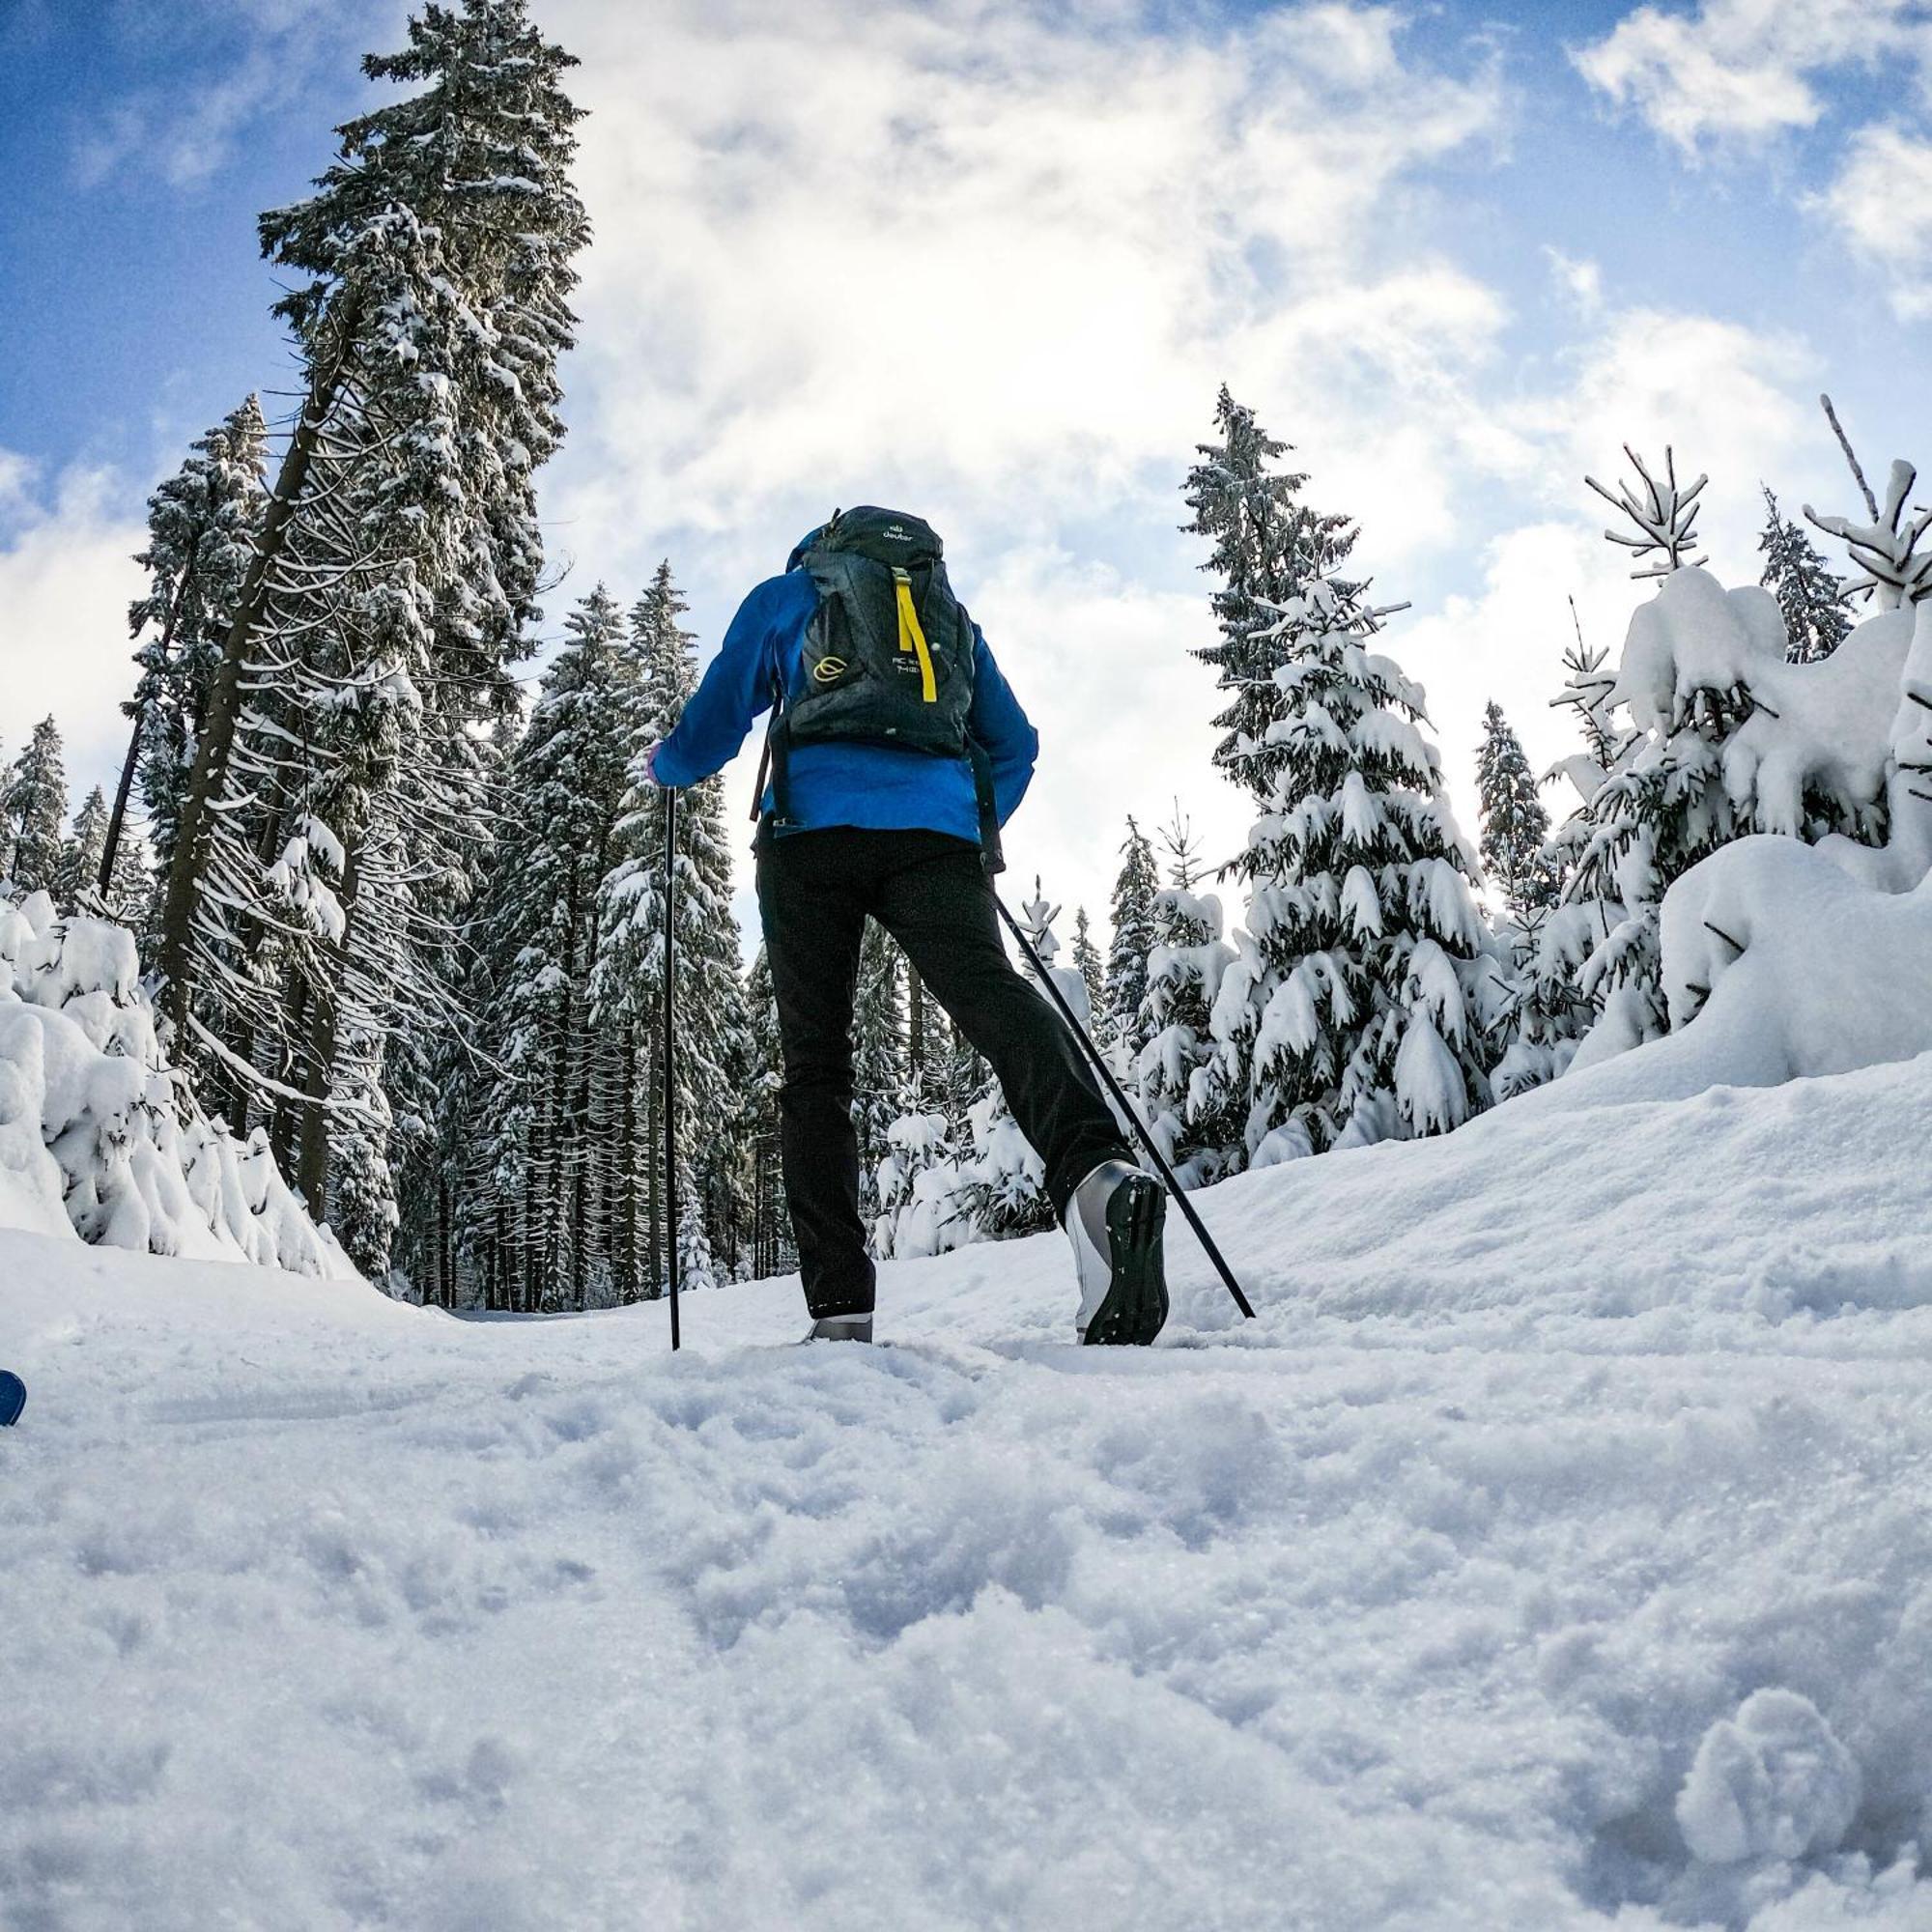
xmin=0 ymin=1371 xmax=25 ymax=1428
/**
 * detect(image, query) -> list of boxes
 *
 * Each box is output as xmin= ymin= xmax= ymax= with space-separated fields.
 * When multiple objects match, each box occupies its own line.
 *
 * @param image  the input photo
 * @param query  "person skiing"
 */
xmin=645 ymin=507 xmax=1168 ymax=1346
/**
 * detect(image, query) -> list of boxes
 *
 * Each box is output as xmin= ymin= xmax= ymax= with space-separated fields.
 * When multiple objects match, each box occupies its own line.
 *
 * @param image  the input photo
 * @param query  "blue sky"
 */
xmin=4 ymin=0 xmax=1929 ymax=930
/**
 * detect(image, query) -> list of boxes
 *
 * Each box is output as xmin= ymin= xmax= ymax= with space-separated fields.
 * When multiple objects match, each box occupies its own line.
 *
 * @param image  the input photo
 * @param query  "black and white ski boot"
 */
xmin=1064 ymin=1159 xmax=1168 ymax=1346
xmin=803 ymin=1313 xmax=874 ymax=1344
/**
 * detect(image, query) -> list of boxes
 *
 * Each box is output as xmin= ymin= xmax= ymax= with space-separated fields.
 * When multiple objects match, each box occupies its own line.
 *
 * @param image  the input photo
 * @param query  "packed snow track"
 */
xmin=5 ymin=1053 xmax=1932 ymax=1930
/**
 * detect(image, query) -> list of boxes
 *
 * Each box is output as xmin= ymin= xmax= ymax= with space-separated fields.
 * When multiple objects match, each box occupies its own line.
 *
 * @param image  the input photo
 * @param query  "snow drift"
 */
xmin=0 ymin=890 xmax=350 ymax=1276
xmin=5 ymin=1043 xmax=1931 ymax=1930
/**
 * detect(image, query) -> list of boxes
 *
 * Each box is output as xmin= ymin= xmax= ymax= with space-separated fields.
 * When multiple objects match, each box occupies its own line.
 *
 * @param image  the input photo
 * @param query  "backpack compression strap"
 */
xmin=893 ymin=567 xmax=939 ymax=704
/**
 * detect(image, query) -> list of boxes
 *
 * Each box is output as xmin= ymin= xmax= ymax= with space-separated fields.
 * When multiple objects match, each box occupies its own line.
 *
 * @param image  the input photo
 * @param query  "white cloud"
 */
xmin=1807 ymin=121 xmax=1932 ymax=320
xmin=543 ymin=0 xmax=1513 ymax=565
xmin=0 ymin=456 xmax=146 ymax=800
xmin=1570 ymin=0 xmax=1931 ymax=157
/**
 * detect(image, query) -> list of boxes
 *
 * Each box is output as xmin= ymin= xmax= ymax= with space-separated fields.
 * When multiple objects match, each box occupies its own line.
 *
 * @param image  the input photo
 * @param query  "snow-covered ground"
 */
xmin=6 ymin=1050 xmax=1932 ymax=1931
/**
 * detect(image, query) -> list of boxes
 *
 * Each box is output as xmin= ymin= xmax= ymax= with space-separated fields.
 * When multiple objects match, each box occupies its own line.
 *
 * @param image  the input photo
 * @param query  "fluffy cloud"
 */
xmin=542 ymin=0 xmax=1513 ymax=568
xmin=1570 ymin=0 xmax=1932 ymax=156
xmin=1808 ymin=122 xmax=1932 ymax=320
xmin=0 ymin=456 xmax=146 ymax=797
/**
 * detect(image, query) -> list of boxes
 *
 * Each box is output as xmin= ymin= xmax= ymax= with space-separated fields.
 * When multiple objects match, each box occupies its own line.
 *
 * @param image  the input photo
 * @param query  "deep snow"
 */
xmin=5 ymin=1047 xmax=1932 ymax=1931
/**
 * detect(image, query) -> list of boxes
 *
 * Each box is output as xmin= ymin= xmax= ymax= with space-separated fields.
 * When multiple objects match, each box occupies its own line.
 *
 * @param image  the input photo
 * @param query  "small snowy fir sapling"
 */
xmin=1136 ymin=851 xmax=1239 ymax=1185
xmin=673 ymin=1181 xmax=719 ymax=1296
xmin=1543 ymin=448 xmax=1754 ymax=1056
xmin=951 ymin=885 xmax=1072 ymax=1238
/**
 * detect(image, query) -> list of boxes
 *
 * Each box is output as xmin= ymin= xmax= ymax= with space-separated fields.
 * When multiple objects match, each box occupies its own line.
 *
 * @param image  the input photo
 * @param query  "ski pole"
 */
xmin=664 ymin=787 xmax=681 ymax=1351
xmin=992 ymin=894 xmax=1255 ymax=1321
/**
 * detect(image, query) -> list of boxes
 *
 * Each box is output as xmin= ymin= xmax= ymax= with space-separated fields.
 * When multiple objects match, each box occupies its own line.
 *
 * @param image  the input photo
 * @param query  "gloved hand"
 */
xmin=642 ymin=741 xmax=667 ymax=787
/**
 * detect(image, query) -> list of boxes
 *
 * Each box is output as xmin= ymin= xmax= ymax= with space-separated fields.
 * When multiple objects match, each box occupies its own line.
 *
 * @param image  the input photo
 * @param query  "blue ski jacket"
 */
xmin=652 ymin=537 xmax=1038 ymax=842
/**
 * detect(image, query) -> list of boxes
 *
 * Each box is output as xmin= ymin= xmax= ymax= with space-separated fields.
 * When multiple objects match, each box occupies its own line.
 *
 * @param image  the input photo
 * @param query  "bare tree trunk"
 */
xmin=155 ymin=292 xmax=362 ymax=1032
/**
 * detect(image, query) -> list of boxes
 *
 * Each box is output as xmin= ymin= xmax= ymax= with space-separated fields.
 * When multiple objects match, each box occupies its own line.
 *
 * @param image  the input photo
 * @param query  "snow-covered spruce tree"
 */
xmin=593 ymin=563 xmax=754 ymax=1296
xmin=1211 ymin=576 xmax=1495 ymax=1159
xmin=1549 ymin=448 xmax=1758 ymax=1057
xmin=1184 ymin=385 xmax=1360 ymax=805
xmin=461 ymin=586 xmax=636 ymax=1308
xmin=150 ymin=0 xmax=587 ymax=1241
xmin=1758 ymin=486 xmax=1852 ymax=664
xmin=2 ymin=718 xmax=69 ymax=896
xmin=1492 ymin=627 xmax=1635 ymax=1096
xmin=106 ymin=396 xmax=269 ymax=901
xmin=1136 ymin=816 xmax=1240 ymax=1183
xmin=56 ymin=787 xmax=112 ymax=913
xmin=1474 ymin=702 xmax=1555 ymax=923
xmin=1103 ymin=814 xmax=1160 ymax=1072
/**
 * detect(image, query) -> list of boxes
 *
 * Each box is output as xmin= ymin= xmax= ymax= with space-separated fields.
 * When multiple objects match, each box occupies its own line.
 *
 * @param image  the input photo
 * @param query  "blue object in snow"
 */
xmin=0 ymin=1372 xmax=24 ymax=1427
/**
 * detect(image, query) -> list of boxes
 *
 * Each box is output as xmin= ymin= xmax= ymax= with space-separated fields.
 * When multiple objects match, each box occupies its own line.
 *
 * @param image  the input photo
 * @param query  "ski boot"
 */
xmin=803 ymin=1313 xmax=873 ymax=1344
xmin=1064 ymin=1159 xmax=1169 ymax=1345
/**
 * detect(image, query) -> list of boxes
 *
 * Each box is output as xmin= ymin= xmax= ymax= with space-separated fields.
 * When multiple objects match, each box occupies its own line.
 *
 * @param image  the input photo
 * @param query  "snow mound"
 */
xmin=0 ymin=891 xmax=351 ymax=1276
xmin=1555 ymin=835 xmax=1932 ymax=1106
xmin=1677 ymin=1690 xmax=1862 ymax=1866
xmin=1613 ymin=567 xmax=1910 ymax=842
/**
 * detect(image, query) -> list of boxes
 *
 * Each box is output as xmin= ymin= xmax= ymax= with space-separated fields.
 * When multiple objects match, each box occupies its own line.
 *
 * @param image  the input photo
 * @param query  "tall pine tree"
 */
xmin=150 ymin=0 xmax=588 ymax=1239
xmin=1182 ymin=385 xmax=1358 ymax=803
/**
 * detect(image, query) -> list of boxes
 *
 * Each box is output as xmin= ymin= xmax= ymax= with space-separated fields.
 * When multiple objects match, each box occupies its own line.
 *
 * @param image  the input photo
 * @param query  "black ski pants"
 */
xmin=755 ymin=825 xmax=1132 ymax=1319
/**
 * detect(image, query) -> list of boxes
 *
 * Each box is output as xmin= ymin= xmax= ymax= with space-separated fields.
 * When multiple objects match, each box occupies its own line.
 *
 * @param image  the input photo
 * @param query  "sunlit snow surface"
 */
xmin=6 ymin=1054 xmax=1932 ymax=1930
